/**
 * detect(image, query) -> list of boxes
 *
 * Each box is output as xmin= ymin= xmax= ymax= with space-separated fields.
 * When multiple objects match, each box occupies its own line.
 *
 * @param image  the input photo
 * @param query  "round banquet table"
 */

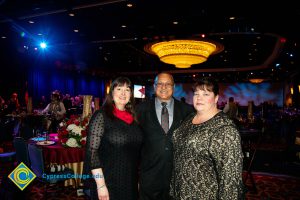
xmin=42 ymin=143 xmax=85 ymax=165
xmin=31 ymin=133 xmax=85 ymax=188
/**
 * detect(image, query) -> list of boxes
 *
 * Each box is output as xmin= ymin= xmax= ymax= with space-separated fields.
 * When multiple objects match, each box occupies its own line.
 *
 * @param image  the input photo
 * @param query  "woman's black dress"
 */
xmin=84 ymin=110 xmax=143 ymax=200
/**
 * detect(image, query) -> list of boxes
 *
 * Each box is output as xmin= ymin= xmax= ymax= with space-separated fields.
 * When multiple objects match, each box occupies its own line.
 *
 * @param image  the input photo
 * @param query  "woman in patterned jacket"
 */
xmin=171 ymin=77 xmax=245 ymax=200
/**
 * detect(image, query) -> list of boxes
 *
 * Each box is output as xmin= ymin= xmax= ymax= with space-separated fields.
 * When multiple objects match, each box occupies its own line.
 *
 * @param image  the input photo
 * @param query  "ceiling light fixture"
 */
xmin=145 ymin=39 xmax=223 ymax=68
xmin=249 ymin=78 xmax=264 ymax=84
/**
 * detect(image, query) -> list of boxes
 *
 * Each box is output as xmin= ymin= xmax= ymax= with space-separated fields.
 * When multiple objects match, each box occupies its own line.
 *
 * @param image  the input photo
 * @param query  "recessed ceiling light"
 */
xmin=127 ymin=3 xmax=133 ymax=7
xmin=1 ymin=36 xmax=6 ymax=39
xmin=28 ymin=20 xmax=34 ymax=24
xmin=69 ymin=13 xmax=75 ymax=17
xmin=74 ymin=29 xmax=79 ymax=32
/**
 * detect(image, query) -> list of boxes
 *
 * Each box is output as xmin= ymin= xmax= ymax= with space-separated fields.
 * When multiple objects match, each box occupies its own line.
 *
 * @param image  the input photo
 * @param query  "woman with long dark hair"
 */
xmin=83 ymin=77 xmax=143 ymax=200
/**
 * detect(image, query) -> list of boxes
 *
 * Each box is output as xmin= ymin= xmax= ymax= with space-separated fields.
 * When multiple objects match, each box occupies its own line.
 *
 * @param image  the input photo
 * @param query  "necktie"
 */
xmin=161 ymin=102 xmax=169 ymax=133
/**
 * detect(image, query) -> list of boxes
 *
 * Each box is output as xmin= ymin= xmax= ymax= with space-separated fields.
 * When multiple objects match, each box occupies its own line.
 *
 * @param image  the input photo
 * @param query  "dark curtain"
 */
xmin=27 ymin=68 xmax=105 ymax=107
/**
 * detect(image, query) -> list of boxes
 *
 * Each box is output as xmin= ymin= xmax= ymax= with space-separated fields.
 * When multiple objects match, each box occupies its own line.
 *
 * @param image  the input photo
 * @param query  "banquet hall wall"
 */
xmin=0 ymin=65 xmax=299 ymax=111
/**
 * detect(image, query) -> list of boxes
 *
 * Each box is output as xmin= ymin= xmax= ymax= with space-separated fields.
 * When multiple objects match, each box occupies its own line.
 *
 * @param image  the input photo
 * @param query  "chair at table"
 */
xmin=240 ymin=128 xmax=262 ymax=193
xmin=0 ymin=151 xmax=16 ymax=191
xmin=13 ymin=137 xmax=30 ymax=166
xmin=27 ymin=143 xmax=77 ymax=198
xmin=0 ymin=151 xmax=16 ymax=169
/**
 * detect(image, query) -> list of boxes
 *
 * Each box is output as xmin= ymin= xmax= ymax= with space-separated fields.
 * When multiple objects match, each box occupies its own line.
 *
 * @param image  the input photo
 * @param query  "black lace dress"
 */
xmin=171 ymin=112 xmax=245 ymax=200
xmin=83 ymin=110 xmax=143 ymax=200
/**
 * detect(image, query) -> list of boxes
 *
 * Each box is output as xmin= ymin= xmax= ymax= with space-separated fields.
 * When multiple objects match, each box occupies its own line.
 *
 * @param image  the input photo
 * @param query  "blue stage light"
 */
xmin=40 ymin=42 xmax=47 ymax=49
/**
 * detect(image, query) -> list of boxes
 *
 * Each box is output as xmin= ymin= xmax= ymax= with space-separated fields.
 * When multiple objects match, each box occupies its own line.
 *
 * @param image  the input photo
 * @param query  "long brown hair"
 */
xmin=102 ymin=77 xmax=136 ymax=120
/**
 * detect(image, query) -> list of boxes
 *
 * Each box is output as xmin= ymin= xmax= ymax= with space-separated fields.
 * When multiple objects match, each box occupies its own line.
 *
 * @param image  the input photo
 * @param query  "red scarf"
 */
xmin=113 ymin=107 xmax=134 ymax=124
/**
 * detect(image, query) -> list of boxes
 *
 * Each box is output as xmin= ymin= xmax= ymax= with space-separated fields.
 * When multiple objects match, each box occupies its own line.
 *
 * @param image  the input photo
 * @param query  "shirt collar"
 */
xmin=155 ymin=97 xmax=174 ymax=109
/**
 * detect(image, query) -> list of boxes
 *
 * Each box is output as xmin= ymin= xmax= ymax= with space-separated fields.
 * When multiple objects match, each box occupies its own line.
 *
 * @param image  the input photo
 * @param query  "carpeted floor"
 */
xmin=1 ymin=163 xmax=300 ymax=200
xmin=1 ymin=139 xmax=300 ymax=199
xmin=244 ymin=173 xmax=300 ymax=200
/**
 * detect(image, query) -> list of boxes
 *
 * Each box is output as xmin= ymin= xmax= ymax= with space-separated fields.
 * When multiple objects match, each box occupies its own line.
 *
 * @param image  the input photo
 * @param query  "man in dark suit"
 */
xmin=137 ymin=72 xmax=194 ymax=200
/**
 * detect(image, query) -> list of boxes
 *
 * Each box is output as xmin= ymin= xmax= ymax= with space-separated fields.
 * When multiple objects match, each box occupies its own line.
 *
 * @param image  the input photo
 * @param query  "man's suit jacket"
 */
xmin=136 ymin=98 xmax=194 ymax=190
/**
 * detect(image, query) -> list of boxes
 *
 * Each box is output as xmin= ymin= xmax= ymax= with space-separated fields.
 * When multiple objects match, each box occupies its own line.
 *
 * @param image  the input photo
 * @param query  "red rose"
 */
xmin=81 ymin=130 xmax=87 ymax=137
xmin=62 ymin=129 xmax=69 ymax=136
xmin=74 ymin=120 xmax=80 ymax=126
xmin=82 ymin=118 xmax=89 ymax=125
xmin=80 ymin=140 xmax=86 ymax=146
xmin=70 ymin=115 xmax=77 ymax=119
xmin=61 ymin=138 xmax=68 ymax=144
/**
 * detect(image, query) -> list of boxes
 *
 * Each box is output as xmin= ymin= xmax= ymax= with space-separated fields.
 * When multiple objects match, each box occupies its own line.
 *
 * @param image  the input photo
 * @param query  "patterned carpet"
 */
xmin=1 ymin=167 xmax=300 ymax=200
xmin=244 ymin=173 xmax=300 ymax=200
xmin=0 ymin=178 xmax=87 ymax=200
xmin=1 ymin=140 xmax=300 ymax=199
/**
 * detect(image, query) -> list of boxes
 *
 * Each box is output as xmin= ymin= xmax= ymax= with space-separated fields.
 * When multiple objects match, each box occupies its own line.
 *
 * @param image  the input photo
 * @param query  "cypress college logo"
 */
xmin=8 ymin=162 xmax=36 ymax=191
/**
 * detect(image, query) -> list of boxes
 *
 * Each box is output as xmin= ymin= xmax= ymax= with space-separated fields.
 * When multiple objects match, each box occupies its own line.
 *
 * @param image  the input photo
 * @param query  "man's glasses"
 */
xmin=155 ymin=82 xmax=174 ymax=88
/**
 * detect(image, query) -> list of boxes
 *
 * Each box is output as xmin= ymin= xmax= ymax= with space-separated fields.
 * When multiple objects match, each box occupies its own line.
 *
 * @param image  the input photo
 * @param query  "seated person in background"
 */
xmin=38 ymin=95 xmax=48 ymax=109
xmin=62 ymin=93 xmax=72 ymax=118
xmin=73 ymin=95 xmax=83 ymax=115
xmin=42 ymin=90 xmax=66 ymax=132
xmin=0 ymin=96 xmax=6 ymax=117
xmin=223 ymin=96 xmax=239 ymax=122
xmin=6 ymin=92 xmax=20 ymax=115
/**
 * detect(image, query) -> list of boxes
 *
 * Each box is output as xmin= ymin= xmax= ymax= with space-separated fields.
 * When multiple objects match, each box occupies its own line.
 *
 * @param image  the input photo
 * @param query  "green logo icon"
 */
xmin=8 ymin=162 xmax=36 ymax=191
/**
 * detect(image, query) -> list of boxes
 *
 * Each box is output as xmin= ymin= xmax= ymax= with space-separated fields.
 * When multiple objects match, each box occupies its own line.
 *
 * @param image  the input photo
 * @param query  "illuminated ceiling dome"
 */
xmin=145 ymin=39 xmax=223 ymax=68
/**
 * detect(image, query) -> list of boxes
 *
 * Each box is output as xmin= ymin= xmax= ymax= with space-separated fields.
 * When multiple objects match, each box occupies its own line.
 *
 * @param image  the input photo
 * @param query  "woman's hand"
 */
xmin=97 ymin=185 xmax=109 ymax=200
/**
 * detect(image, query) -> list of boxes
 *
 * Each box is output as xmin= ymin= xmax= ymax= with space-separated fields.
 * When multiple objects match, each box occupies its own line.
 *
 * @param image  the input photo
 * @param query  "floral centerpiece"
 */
xmin=58 ymin=115 xmax=90 ymax=148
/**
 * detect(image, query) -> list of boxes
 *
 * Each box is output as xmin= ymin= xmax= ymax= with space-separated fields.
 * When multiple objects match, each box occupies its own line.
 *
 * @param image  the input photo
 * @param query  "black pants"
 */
xmin=139 ymin=187 xmax=172 ymax=200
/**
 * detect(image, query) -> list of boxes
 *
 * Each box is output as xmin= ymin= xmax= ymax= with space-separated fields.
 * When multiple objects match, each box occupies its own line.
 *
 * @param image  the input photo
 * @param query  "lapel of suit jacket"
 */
xmin=169 ymin=99 xmax=182 ymax=133
xmin=150 ymin=99 xmax=161 ymax=127
xmin=165 ymin=99 xmax=178 ymax=133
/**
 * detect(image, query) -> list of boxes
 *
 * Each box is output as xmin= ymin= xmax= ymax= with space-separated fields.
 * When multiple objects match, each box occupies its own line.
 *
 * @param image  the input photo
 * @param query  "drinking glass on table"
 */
xmin=42 ymin=131 xmax=49 ymax=141
xmin=35 ymin=130 xmax=41 ymax=138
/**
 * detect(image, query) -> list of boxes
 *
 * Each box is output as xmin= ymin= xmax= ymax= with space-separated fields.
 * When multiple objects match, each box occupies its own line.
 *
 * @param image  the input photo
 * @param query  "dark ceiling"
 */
xmin=0 ymin=0 xmax=299 ymax=83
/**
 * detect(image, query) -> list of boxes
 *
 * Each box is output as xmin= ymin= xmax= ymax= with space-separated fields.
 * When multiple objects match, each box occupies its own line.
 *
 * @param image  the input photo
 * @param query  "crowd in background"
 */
xmin=0 ymin=92 xmax=97 ymax=118
xmin=0 ymin=91 xmax=101 ymax=145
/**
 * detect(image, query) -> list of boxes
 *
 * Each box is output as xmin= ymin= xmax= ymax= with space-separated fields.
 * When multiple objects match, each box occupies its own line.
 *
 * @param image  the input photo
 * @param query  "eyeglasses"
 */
xmin=155 ymin=82 xmax=174 ymax=88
